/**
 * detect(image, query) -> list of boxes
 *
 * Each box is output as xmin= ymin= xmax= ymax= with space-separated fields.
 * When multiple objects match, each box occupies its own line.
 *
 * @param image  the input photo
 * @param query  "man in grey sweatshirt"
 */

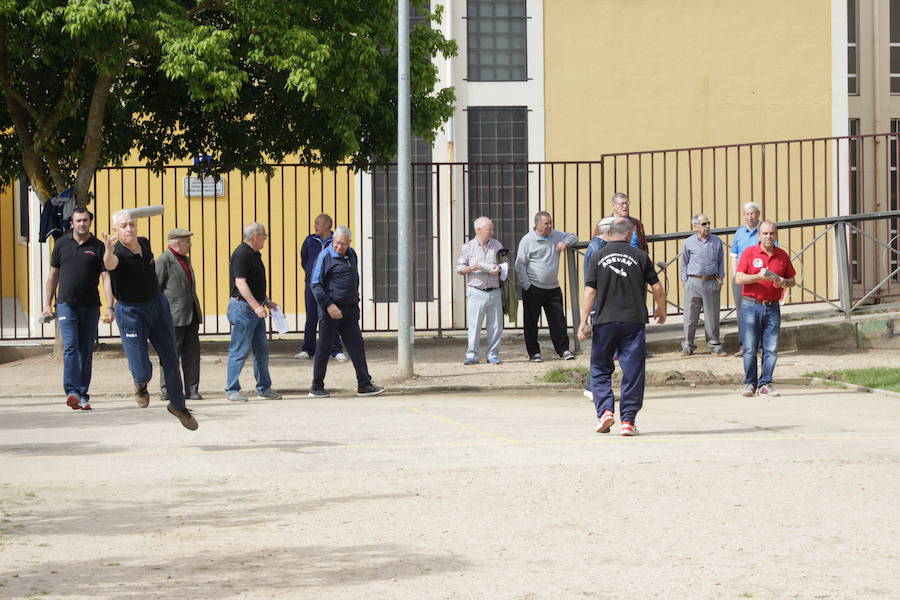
xmin=515 ymin=211 xmax=579 ymax=361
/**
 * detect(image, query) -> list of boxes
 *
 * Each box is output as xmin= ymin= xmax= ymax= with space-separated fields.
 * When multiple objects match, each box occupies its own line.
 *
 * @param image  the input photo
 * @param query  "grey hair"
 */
xmin=334 ymin=225 xmax=352 ymax=240
xmin=611 ymin=193 xmax=628 ymax=206
xmin=112 ymin=209 xmax=131 ymax=228
xmin=533 ymin=210 xmax=551 ymax=224
xmin=609 ymin=218 xmax=634 ymax=237
xmin=474 ymin=216 xmax=492 ymax=230
xmin=743 ymin=201 xmax=761 ymax=214
xmin=691 ymin=214 xmax=708 ymax=226
xmin=597 ymin=216 xmax=615 ymax=235
xmin=242 ymin=222 xmax=265 ymax=240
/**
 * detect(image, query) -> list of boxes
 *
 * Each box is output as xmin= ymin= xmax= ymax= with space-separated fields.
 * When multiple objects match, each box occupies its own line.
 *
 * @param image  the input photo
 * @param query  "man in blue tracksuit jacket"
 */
xmin=296 ymin=214 xmax=345 ymax=360
xmin=309 ymin=226 xmax=384 ymax=397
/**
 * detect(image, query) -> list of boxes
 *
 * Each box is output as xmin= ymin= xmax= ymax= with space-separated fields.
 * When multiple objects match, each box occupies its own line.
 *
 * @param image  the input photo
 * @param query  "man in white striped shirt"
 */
xmin=456 ymin=217 xmax=504 ymax=365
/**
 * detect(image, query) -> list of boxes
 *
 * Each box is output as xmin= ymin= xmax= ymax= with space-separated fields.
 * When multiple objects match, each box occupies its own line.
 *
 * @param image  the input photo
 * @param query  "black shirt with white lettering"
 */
xmin=49 ymin=232 xmax=106 ymax=307
xmin=229 ymin=242 xmax=267 ymax=302
xmin=585 ymin=241 xmax=659 ymax=325
xmin=109 ymin=237 xmax=160 ymax=303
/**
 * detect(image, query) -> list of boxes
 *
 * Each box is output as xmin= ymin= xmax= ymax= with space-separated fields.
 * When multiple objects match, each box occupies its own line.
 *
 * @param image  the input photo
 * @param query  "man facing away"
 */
xmin=42 ymin=206 xmax=114 ymax=411
xmin=296 ymin=213 xmax=347 ymax=362
xmin=735 ymin=220 xmax=795 ymax=398
xmin=578 ymin=218 xmax=666 ymax=436
xmin=156 ymin=227 xmax=203 ymax=402
xmin=101 ymin=210 xmax=198 ymax=430
xmin=456 ymin=216 xmax=505 ymax=365
xmin=730 ymin=202 xmax=762 ymax=357
xmin=224 ymin=222 xmax=282 ymax=402
xmin=680 ymin=213 xmax=727 ymax=356
xmin=308 ymin=226 xmax=384 ymax=397
xmin=515 ymin=211 xmax=578 ymax=362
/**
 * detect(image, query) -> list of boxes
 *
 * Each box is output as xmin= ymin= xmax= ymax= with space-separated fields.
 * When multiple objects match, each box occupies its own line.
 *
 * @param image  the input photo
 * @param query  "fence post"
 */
xmin=834 ymin=221 xmax=852 ymax=318
xmin=567 ymin=246 xmax=582 ymax=353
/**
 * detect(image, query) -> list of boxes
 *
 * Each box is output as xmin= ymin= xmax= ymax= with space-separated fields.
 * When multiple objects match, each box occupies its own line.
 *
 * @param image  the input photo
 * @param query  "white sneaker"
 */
xmin=333 ymin=352 xmax=349 ymax=362
xmin=583 ymin=389 xmax=593 ymax=400
xmin=294 ymin=351 xmax=311 ymax=359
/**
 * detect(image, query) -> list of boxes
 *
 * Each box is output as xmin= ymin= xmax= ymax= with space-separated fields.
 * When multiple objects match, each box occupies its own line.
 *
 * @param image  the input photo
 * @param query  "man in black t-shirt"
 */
xmin=224 ymin=222 xmax=281 ymax=402
xmin=102 ymin=209 xmax=198 ymax=431
xmin=578 ymin=218 xmax=666 ymax=436
xmin=42 ymin=207 xmax=113 ymax=411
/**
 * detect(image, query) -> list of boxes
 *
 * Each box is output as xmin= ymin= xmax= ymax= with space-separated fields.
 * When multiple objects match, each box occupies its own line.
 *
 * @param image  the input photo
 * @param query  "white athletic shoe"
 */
xmin=294 ymin=351 xmax=311 ymax=359
xmin=333 ymin=352 xmax=349 ymax=362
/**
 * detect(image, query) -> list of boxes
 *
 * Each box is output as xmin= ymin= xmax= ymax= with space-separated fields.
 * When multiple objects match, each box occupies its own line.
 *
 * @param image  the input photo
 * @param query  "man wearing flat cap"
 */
xmin=156 ymin=227 xmax=203 ymax=402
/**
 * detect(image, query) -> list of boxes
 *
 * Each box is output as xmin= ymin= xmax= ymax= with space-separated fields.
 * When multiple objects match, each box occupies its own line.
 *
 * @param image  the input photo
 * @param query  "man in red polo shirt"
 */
xmin=735 ymin=221 xmax=795 ymax=397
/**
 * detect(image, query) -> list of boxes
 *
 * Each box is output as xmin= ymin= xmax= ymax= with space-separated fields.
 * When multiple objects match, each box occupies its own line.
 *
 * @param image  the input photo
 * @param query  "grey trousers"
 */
xmin=466 ymin=287 xmax=503 ymax=361
xmin=682 ymin=278 xmax=722 ymax=352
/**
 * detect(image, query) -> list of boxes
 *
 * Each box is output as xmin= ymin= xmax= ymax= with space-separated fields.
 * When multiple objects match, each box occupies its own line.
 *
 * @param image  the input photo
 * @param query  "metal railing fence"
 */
xmin=2 ymin=132 xmax=897 ymax=341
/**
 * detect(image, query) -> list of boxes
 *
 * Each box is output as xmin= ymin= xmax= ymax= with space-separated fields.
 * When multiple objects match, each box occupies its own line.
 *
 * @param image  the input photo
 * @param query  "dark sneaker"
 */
xmin=561 ymin=350 xmax=575 ymax=360
xmin=357 ymin=383 xmax=385 ymax=397
xmin=188 ymin=392 xmax=203 ymax=400
xmin=529 ymin=353 xmax=543 ymax=362
xmin=167 ymin=402 xmax=198 ymax=431
xmin=257 ymin=388 xmax=282 ymax=399
xmin=134 ymin=383 xmax=150 ymax=408
xmin=66 ymin=393 xmax=81 ymax=410
xmin=308 ymin=388 xmax=330 ymax=398
xmin=596 ymin=410 xmax=614 ymax=433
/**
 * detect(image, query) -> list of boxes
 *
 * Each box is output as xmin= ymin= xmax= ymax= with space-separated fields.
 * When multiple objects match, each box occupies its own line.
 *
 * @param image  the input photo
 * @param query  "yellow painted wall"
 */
xmin=544 ymin=0 xmax=834 ymax=160
xmin=0 ymin=184 xmax=30 ymax=319
xmin=544 ymin=0 xmax=838 ymax=309
xmin=89 ymin=164 xmax=355 ymax=323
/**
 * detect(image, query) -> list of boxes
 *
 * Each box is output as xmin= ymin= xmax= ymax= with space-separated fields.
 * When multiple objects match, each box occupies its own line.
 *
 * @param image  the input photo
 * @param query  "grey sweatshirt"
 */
xmin=515 ymin=228 xmax=578 ymax=290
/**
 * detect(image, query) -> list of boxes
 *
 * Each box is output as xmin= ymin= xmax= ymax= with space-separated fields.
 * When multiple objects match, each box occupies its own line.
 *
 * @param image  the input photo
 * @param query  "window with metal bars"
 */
xmin=372 ymin=136 xmax=434 ymax=302
xmin=848 ymin=0 xmax=858 ymax=95
xmin=466 ymin=0 xmax=527 ymax=81
xmin=467 ymin=106 xmax=528 ymax=253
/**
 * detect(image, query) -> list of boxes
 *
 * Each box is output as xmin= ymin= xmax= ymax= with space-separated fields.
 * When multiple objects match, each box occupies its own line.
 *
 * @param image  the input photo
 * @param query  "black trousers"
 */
xmin=160 ymin=320 xmax=200 ymax=400
xmin=522 ymin=285 xmax=570 ymax=357
xmin=312 ymin=303 xmax=372 ymax=390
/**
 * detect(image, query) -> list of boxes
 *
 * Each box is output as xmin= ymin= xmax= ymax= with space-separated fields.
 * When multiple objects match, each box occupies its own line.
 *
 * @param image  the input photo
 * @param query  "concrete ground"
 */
xmin=1 ymin=379 xmax=899 ymax=598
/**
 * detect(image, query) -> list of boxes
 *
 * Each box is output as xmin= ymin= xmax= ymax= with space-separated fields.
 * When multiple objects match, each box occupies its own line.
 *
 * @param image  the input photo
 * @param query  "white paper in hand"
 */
xmin=270 ymin=307 xmax=289 ymax=334
xmin=499 ymin=263 xmax=509 ymax=281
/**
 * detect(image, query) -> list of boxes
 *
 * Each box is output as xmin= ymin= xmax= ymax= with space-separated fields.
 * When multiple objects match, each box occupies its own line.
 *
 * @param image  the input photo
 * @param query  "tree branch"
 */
xmin=35 ymin=57 xmax=84 ymax=150
xmin=74 ymin=72 xmax=115 ymax=207
xmin=188 ymin=0 xmax=228 ymax=17
xmin=45 ymin=149 xmax=67 ymax=193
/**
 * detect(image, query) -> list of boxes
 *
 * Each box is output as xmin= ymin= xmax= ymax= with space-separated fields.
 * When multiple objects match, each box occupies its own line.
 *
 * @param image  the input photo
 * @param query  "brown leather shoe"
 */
xmin=134 ymin=383 xmax=150 ymax=408
xmin=167 ymin=402 xmax=198 ymax=431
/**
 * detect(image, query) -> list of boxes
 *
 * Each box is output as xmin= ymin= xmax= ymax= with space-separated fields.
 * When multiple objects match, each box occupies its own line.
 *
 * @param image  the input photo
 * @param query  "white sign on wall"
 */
xmin=183 ymin=176 xmax=225 ymax=198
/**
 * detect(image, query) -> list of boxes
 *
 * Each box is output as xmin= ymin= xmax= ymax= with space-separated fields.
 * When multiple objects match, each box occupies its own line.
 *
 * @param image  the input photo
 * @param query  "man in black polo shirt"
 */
xmin=224 ymin=222 xmax=282 ymax=402
xmin=578 ymin=218 xmax=667 ymax=436
xmin=101 ymin=209 xmax=198 ymax=431
xmin=42 ymin=207 xmax=114 ymax=411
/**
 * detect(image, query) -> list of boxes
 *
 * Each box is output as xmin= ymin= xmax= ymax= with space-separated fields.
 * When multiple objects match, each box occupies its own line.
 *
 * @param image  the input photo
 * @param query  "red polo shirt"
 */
xmin=737 ymin=243 xmax=795 ymax=302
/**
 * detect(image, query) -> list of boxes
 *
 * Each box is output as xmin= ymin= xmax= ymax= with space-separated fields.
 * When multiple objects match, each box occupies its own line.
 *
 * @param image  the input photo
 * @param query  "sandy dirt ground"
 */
xmin=1 ymin=334 xmax=899 ymax=598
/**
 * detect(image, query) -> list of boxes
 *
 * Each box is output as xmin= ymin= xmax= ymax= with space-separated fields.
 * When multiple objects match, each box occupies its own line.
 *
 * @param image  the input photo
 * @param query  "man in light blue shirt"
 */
xmin=730 ymin=202 xmax=761 ymax=356
xmin=680 ymin=214 xmax=726 ymax=356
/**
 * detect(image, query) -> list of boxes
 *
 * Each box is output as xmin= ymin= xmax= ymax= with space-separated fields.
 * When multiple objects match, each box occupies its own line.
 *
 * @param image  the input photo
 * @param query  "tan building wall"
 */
xmin=544 ymin=0 xmax=836 ymax=160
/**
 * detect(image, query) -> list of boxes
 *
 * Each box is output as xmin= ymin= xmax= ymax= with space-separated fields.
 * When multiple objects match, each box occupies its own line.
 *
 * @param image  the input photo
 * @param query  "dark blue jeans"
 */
xmin=589 ymin=322 xmax=646 ymax=423
xmin=312 ymin=303 xmax=371 ymax=390
xmin=115 ymin=294 xmax=186 ymax=410
xmin=225 ymin=298 xmax=271 ymax=393
xmin=740 ymin=301 xmax=781 ymax=388
xmin=302 ymin=285 xmax=343 ymax=356
xmin=56 ymin=302 xmax=99 ymax=400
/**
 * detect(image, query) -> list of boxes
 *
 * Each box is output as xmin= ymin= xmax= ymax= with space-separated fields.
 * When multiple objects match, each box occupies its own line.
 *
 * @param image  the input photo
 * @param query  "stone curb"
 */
xmin=808 ymin=377 xmax=900 ymax=399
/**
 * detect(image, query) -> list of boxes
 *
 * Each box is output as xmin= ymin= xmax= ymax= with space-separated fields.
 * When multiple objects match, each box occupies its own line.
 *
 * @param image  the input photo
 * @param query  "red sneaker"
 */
xmin=66 ymin=393 xmax=80 ymax=410
xmin=621 ymin=421 xmax=639 ymax=436
xmin=79 ymin=403 xmax=92 ymax=411
xmin=596 ymin=410 xmax=614 ymax=433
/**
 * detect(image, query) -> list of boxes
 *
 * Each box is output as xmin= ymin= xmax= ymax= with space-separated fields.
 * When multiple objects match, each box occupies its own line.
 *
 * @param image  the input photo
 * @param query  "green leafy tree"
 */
xmin=0 ymin=0 xmax=456 ymax=205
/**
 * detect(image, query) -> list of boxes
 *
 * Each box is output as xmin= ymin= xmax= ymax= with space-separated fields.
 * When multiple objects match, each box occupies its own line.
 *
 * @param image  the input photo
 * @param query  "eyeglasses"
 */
xmin=699 ymin=221 xmax=710 ymax=226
